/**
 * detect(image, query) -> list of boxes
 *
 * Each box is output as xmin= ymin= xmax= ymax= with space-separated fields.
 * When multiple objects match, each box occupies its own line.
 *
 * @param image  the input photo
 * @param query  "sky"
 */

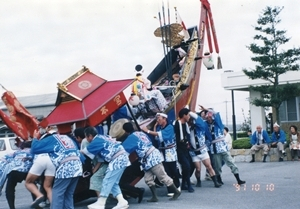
xmin=1 ymin=0 xmax=299 ymax=126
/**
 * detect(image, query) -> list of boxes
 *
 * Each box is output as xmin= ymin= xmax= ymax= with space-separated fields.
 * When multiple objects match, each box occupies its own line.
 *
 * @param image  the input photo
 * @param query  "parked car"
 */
xmin=0 ymin=125 xmax=16 ymax=138
xmin=0 ymin=137 xmax=19 ymax=158
xmin=0 ymin=125 xmax=18 ymax=158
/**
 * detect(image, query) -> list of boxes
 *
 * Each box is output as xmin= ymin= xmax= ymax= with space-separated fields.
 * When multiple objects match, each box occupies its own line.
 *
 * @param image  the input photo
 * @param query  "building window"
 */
xmin=280 ymin=97 xmax=300 ymax=122
xmin=279 ymin=102 xmax=287 ymax=122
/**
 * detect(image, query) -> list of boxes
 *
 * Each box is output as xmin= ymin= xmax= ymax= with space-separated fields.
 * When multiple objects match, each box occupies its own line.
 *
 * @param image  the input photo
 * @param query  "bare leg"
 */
xmin=43 ymin=176 xmax=54 ymax=203
xmin=202 ymin=158 xmax=222 ymax=187
xmin=193 ymin=161 xmax=201 ymax=187
xmin=202 ymin=158 xmax=215 ymax=176
xmin=25 ymin=173 xmax=43 ymax=199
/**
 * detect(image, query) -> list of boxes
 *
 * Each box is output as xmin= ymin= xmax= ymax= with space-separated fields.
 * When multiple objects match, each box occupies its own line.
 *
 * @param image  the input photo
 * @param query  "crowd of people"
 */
xmin=1 ymin=103 xmax=299 ymax=209
xmin=249 ymin=123 xmax=300 ymax=162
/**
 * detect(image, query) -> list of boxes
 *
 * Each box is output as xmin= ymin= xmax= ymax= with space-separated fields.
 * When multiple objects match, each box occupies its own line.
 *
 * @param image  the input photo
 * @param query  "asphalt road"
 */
xmin=0 ymin=161 xmax=299 ymax=209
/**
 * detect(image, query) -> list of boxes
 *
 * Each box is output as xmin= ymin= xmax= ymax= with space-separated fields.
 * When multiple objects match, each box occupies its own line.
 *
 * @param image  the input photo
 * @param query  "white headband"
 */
xmin=156 ymin=113 xmax=168 ymax=118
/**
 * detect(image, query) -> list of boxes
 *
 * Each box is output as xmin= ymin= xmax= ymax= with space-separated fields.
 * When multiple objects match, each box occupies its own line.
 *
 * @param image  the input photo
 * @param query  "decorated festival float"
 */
xmin=45 ymin=0 xmax=221 ymax=202
xmin=0 ymin=0 xmax=221 ymax=204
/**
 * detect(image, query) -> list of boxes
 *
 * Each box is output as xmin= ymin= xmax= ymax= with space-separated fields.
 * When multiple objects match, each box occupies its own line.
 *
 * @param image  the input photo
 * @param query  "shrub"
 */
xmin=237 ymin=132 xmax=249 ymax=138
xmin=233 ymin=138 xmax=252 ymax=149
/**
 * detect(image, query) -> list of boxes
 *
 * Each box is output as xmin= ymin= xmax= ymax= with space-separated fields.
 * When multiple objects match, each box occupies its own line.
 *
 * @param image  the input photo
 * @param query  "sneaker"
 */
xmin=112 ymin=200 xmax=129 ymax=209
xmin=31 ymin=196 xmax=44 ymax=208
xmin=279 ymin=157 xmax=283 ymax=162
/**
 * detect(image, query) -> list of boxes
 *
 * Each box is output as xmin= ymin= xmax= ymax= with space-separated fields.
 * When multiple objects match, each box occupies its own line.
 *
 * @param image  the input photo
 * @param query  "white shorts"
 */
xmin=192 ymin=152 xmax=210 ymax=162
xmin=29 ymin=154 xmax=56 ymax=176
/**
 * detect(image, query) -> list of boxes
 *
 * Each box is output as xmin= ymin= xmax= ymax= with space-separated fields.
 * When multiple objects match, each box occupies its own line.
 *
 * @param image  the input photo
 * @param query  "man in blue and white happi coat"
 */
xmin=0 ymin=141 xmax=33 ymax=209
xmin=31 ymin=130 xmax=83 ymax=209
xmin=141 ymin=112 xmax=180 ymax=195
xmin=82 ymin=127 xmax=130 ymax=209
xmin=122 ymin=122 xmax=181 ymax=202
xmin=271 ymin=122 xmax=287 ymax=162
xmin=250 ymin=125 xmax=270 ymax=163
xmin=201 ymin=106 xmax=246 ymax=185
xmin=188 ymin=111 xmax=222 ymax=188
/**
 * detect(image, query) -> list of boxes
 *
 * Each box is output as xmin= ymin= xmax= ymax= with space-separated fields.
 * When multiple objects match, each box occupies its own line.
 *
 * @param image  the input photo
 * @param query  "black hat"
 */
xmin=123 ymin=122 xmax=134 ymax=133
xmin=135 ymin=65 xmax=143 ymax=72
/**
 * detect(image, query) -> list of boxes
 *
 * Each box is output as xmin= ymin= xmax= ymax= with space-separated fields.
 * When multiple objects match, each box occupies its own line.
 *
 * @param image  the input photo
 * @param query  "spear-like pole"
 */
xmin=0 ymin=84 xmax=8 ymax=91
xmin=167 ymin=0 xmax=172 ymax=80
xmin=162 ymin=1 xmax=170 ymax=81
xmin=156 ymin=12 xmax=169 ymax=77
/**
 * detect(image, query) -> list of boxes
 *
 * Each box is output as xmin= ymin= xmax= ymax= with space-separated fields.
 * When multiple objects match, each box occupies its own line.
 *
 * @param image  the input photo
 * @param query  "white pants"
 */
xmin=29 ymin=154 xmax=55 ymax=176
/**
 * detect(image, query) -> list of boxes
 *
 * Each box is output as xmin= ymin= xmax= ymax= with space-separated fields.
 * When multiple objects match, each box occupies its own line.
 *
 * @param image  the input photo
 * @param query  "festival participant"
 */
xmin=142 ymin=112 xmax=180 ymax=196
xmin=223 ymin=127 xmax=232 ymax=151
xmin=122 ymin=122 xmax=181 ymax=202
xmin=74 ymin=127 xmax=107 ymax=199
xmin=131 ymin=64 xmax=167 ymax=112
xmin=25 ymin=128 xmax=56 ymax=208
xmin=200 ymin=105 xmax=245 ymax=185
xmin=188 ymin=110 xmax=222 ymax=188
xmin=82 ymin=127 xmax=130 ymax=209
xmin=174 ymin=108 xmax=194 ymax=192
xmin=197 ymin=110 xmax=214 ymax=181
xmin=119 ymin=160 xmax=145 ymax=203
xmin=288 ymin=125 xmax=300 ymax=160
xmin=249 ymin=125 xmax=270 ymax=163
xmin=30 ymin=129 xmax=83 ymax=209
xmin=271 ymin=122 xmax=287 ymax=162
xmin=0 ymin=141 xmax=33 ymax=209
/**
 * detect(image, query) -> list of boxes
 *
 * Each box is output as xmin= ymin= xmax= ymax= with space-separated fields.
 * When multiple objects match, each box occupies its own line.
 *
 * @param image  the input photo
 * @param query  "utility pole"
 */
xmin=231 ymin=90 xmax=237 ymax=141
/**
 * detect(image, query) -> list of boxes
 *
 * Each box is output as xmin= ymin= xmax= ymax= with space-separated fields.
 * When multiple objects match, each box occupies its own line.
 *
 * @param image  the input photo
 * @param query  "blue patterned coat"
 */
xmin=31 ymin=134 xmax=83 ymax=179
xmin=189 ymin=112 xmax=209 ymax=157
xmin=122 ymin=131 xmax=163 ymax=171
xmin=271 ymin=130 xmax=286 ymax=144
xmin=251 ymin=130 xmax=270 ymax=145
xmin=156 ymin=124 xmax=177 ymax=162
xmin=205 ymin=112 xmax=228 ymax=154
xmin=0 ymin=148 xmax=33 ymax=188
xmin=82 ymin=135 xmax=130 ymax=172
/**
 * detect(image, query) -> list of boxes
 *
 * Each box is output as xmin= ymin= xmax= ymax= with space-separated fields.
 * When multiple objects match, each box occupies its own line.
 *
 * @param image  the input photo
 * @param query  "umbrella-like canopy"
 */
xmin=46 ymin=67 xmax=134 ymax=133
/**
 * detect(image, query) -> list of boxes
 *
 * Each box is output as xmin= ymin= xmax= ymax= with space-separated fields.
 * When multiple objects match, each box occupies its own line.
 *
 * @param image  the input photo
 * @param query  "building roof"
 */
xmin=0 ymin=93 xmax=56 ymax=110
xmin=221 ymin=70 xmax=300 ymax=91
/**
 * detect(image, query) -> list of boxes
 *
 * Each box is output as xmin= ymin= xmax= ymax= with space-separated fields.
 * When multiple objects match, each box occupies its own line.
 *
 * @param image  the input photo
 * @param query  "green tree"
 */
xmin=243 ymin=6 xmax=300 ymax=123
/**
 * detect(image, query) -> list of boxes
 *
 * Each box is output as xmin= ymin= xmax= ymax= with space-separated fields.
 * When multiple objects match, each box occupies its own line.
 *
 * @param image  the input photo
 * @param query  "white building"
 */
xmin=221 ymin=70 xmax=300 ymax=132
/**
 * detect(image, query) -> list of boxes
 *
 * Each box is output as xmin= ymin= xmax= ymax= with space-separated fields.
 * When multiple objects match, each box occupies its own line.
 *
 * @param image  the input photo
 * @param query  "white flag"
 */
xmin=177 ymin=11 xmax=190 ymax=41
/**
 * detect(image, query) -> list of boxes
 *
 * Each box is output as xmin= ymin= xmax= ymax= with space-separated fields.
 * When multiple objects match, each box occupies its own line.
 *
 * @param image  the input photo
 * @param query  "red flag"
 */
xmin=1 ymin=91 xmax=39 ymax=140
xmin=177 ymin=11 xmax=190 ymax=41
xmin=0 ymin=109 xmax=28 ymax=139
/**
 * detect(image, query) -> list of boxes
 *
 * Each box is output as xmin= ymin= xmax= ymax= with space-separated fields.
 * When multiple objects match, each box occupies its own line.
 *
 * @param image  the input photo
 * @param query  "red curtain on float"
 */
xmin=0 ymin=91 xmax=39 ymax=140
